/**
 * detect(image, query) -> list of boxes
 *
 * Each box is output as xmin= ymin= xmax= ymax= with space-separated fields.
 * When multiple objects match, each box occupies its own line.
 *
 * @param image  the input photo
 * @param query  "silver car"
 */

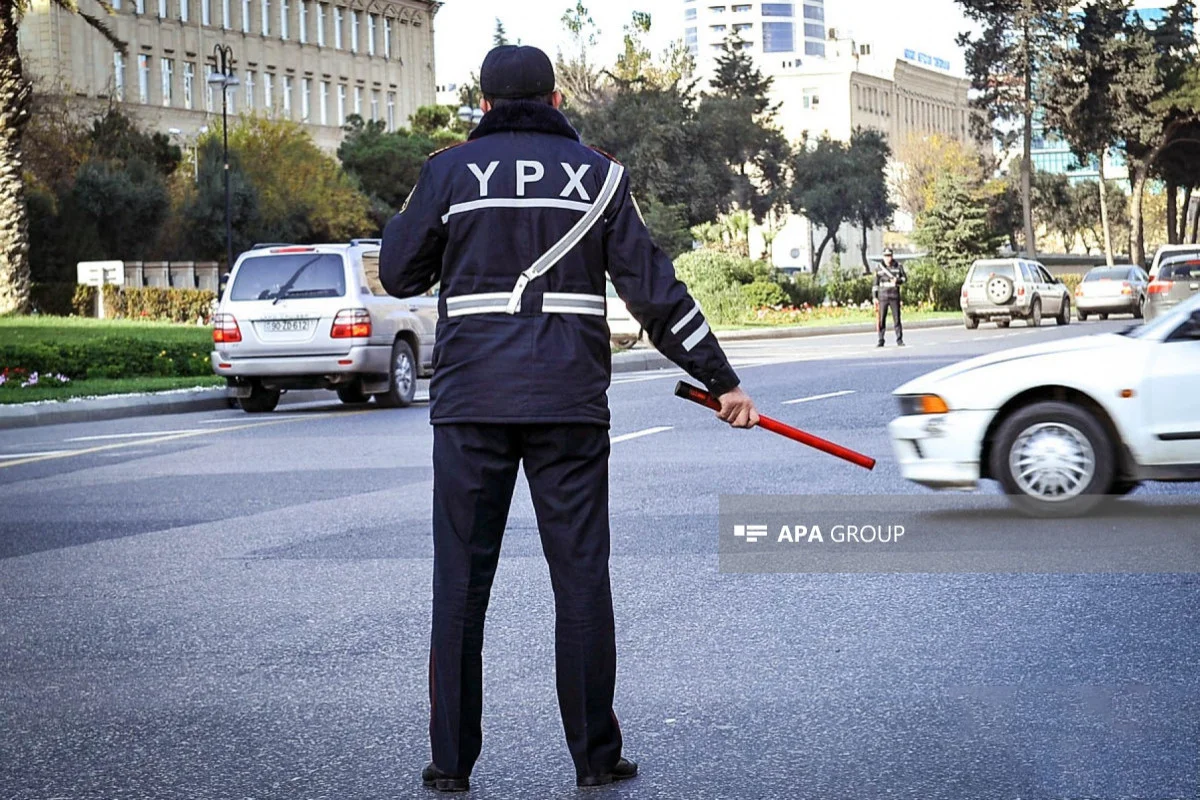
xmin=211 ymin=240 xmax=437 ymax=413
xmin=961 ymin=258 xmax=1072 ymax=329
xmin=1074 ymin=265 xmax=1149 ymax=321
xmin=1145 ymin=254 xmax=1200 ymax=322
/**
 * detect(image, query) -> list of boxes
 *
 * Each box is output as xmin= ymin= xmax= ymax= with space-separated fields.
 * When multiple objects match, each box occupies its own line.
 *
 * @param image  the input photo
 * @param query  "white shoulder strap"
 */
xmin=505 ymin=160 xmax=626 ymax=314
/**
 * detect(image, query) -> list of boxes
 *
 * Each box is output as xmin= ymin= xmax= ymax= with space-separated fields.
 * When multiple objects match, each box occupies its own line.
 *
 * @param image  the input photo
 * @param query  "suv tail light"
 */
xmin=1148 ymin=280 xmax=1173 ymax=295
xmin=1017 ymin=285 xmax=1026 ymax=296
xmin=331 ymin=308 xmax=372 ymax=338
xmin=961 ymin=287 xmax=969 ymax=299
xmin=213 ymin=313 xmax=242 ymax=343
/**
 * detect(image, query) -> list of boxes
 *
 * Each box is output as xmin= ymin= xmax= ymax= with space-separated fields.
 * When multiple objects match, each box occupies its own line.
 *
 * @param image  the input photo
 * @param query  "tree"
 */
xmin=556 ymin=2 xmax=607 ymax=113
xmin=847 ymin=128 xmax=895 ymax=268
xmin=891 ymin=133 xmax=986 ymax=219
xmin=71 ymin=157 xmax=171 ymax=261
xmin=493 ymin=17 xmax=509 ymax=47
xmin=338 ymin=115 xmax=437 ymax=225
xmin=956 ymin=0 xmax=1069 ymax=258
xmin=2 ymin=0 xmax=124 ymax=314
xmin=789 ymin=135 xmax=855 ymax=276
xmin=180 ymin=141 xmax=261 ymax=261
xmin=710 ymin=35 xmax=774 ymax=116
xmin=913 ymin=172 xmax=1006 ymax=271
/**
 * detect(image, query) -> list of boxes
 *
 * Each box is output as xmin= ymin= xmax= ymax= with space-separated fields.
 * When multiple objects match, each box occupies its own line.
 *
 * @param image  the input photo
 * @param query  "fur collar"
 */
xmin=469 ymin=101 xmax=581 ymax=142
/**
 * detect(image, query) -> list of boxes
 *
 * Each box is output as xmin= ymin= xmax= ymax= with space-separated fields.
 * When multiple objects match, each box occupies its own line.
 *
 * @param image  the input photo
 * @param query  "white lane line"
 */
xmin=65 ymin=429 xmax=212 ymax=443
xmin=0 ymin=450 xmax=71 ymax=459
xmin=197 ymin=415 xmax=309 ymax=424
xmin=782 ymin=390 xmax=856 ymax=405
xmin=611 ymin=426 xmax=673 ymax=444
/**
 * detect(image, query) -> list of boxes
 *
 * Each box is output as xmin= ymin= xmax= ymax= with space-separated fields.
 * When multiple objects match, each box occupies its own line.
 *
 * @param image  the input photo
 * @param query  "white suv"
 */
xmin=961 ymin=258 xmax=1072 ymax=329
xmin=210 ymin=241 xmax=437 ymax=413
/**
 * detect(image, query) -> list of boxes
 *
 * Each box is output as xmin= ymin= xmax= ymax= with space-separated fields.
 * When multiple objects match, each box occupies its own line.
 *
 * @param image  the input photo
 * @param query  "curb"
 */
xmin=1 ymin=319 xmax=961 ymax=430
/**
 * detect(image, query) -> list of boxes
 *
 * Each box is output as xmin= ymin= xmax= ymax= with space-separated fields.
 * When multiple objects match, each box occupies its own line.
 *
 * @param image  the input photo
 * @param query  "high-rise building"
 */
xmin=685 ymin=1 xmax=827 ymax=79
xmin=18 ymin=0 xmax=439 ymax=151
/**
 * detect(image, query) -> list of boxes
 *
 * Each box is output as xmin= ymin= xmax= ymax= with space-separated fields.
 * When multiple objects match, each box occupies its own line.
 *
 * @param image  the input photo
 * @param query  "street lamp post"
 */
xmin=207 ymin=45 xmax=240 ymax=271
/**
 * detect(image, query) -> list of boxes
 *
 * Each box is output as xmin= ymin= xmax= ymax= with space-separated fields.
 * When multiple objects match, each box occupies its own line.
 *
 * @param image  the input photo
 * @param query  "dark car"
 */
xmin=1145 ymin=256 xmax=1200 ymax=322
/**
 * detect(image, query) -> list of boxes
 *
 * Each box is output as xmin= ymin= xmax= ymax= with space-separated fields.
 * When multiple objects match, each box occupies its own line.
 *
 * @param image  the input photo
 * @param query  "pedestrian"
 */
xmin=379 ymin=45 xmax=760 ymax=793
xmin=874 ymin=248 xmax=907 ymax=347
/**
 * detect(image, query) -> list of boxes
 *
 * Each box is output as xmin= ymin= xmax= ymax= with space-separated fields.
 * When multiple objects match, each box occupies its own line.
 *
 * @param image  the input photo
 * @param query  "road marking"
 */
xmin=0 ymin=450 xmax=71 ymax=460
xmin=611 ymin=426 xmax=673 ymax=444
xmin=65 ymin=429 xmax=211 ymax=442
xmin=0 ymin=412 xmax=354 ymax=470
xmin=782 ymin=390 xmax=856 ymax=405
xmin=196 ymin=416 xmax=309 ymax=424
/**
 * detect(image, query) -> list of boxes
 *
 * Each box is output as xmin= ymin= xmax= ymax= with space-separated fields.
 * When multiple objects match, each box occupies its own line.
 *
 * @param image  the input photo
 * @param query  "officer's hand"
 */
xmin=717 ymin=387 xmax=759 ymax=429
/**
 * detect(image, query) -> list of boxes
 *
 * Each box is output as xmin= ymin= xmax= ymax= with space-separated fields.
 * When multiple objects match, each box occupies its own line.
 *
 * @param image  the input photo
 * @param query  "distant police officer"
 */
xmin=874 ymin=248 xmax=907 ymax=347
xmin=379 ymin=45 xmax=759 ymax=793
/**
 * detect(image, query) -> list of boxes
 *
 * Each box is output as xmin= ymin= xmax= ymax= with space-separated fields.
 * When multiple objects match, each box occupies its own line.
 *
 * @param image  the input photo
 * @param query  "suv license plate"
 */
xmin=262 ymin=319 xmax=312 ymax=333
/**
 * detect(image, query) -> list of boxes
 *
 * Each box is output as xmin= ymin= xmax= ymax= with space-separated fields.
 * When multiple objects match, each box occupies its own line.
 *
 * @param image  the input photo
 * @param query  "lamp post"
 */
xmin=207 ymin=44 xmax=240 ymax=271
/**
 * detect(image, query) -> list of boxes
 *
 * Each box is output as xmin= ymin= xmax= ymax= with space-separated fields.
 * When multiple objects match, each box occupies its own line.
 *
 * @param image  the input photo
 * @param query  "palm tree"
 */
xmin=0 ymin=0 xmax=122 ymax=314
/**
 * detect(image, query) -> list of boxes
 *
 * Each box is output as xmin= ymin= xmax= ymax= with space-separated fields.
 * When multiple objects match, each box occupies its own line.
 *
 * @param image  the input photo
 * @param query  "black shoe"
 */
xmin=422 ymin=763 xmax=469 ymax=793
xmin=897 ymin=341 xmax=906 ymax=347
xmin=876 ymin=341 xmax=885 ymax=348
xmin=577 ymin=758 xmax=638 ymax=788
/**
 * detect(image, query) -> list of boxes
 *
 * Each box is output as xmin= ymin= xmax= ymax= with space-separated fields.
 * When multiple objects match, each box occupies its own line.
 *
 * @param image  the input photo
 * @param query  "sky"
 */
xmin=431 ymin=0 xmax=975 ymax=86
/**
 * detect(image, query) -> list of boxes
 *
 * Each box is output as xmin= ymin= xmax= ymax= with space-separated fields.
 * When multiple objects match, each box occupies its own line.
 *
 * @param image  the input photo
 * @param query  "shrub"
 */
xmin=782 ymin=274 xmax=826 ymax=307
xmin=0 ymin=337 xmax=213 ymax=381
xmin=29 ymin=283 xmax=77 ymax=316
xmin=97 ymin=286 xmax=217 ymax=324
xmin=72 ymin=285 xmax=97 ymax=316
xmin=825 ymin=270 xmax=875 ymax=306
xmin=901 ymin=260 xmax=968 ymax=311
xmin=1058 ymin=273 xmax=1084 ymax=296
xmin=741 ymin=281 xmax=789 ymax=309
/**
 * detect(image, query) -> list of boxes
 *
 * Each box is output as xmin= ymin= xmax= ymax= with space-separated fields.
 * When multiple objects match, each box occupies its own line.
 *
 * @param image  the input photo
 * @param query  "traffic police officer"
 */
xmin=379 ymin=45 xmax=760 ymax=793
xmin=874 ymin=248 xmax=907 ymax=347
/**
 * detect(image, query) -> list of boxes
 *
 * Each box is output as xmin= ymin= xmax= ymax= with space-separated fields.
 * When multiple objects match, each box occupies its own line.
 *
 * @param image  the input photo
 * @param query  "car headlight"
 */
xmin=897 ymin=394 xmax=950 ymax=415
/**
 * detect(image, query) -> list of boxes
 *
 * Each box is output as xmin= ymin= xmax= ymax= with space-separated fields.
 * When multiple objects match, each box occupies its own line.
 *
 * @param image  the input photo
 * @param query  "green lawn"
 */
xmin=0 ymin=315 xmax=212 ymax=347
xmin=714 ymin=309 xmax=960 ymax=331
xmin=0 ymin=375 xmax=224 ymax=405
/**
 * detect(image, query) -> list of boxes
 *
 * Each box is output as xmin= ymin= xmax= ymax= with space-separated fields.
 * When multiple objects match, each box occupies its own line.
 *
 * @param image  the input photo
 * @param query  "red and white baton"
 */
xmin=674 ymin=382 xmax=877 ymax=471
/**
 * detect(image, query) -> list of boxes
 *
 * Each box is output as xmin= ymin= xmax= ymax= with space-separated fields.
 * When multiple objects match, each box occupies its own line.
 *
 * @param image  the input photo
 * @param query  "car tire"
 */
xmin=1056 ymin=298 xmax=1070 ymax=326
xmin=375 ymin=339 xmax=417 ymax=409
xmin=990 ymin=400 xmax=1116 ymax=517
xmin=964 ymin=314 xmax=979 ymax=330
xmin=1134 ymin=297 xmax=1145 ymax=319
xmin=612 ymin=336 xmax=638 ymax=349
xmin=1100 ymin=313 xmax=1109 ymax=320
xmin=1077 ymin=309 xmax=1088 ymax=322
xmin=240 ymin=382 xmax=281 ymax=413
xmin=996 ymin=319 xmax=1011 ymax=328
xmin=1027 ymin=299 xmax=1042 ymax=327
xmin=337 ymin=383 xmax=371 ymax=405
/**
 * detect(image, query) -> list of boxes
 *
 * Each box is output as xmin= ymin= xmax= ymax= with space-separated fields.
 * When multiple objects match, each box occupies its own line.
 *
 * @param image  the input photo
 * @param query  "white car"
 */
xmin=606 ymin=278 xmax=642 ymax=348
xmin=888 ymin=292 xmax=1200 ymax=516
xmin=1148 ymin=244 xmax=1200 ymax=279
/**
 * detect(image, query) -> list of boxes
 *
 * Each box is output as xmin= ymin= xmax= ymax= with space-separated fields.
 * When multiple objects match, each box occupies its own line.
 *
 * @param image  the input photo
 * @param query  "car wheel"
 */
xmin=1056 ymin=298 xmax=1070 ymax=325
xmin=612 ymin=335 xmax=638 ymax=349
xmin=990 ymin=401 xmax=1116 ymax=517
xmin=375 ymin=339 xmax=417 ymax=409
xmin=1027 ymin=299 xmax=1042 ymax=327
xmin=1099 ymin=313 xmax=1109 ymax=320
xmin=1134 ymin=297 xmax=1145 ymax=319
xmin=964 ymin=314 xmax=979 ymax=330
xmin=996 ymin=318 xmax=1011 ymax=328
xmin=337 ymin=383 xmax=371 ymax=405
xmin=1077 ymin=309 xmax=1088 ymax=322
xmin=240 ymin=382 xmax=281 ymax=413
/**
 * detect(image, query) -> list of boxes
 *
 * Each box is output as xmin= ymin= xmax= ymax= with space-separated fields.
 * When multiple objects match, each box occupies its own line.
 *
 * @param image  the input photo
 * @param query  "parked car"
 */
xmin=606 ymin=278 xmax=642 ymax=348
xmin=1075 ymin=265 xmax=1149 ymax=321
xmin=211 ymin=241 xmax=437 ymax=413
xmin=1148 ymin=244 xmax=1200 ymax=279
xmin=960 ymin=258 xmax=1072 ymax=329
xmin=888 ymin=291 xmax=1200 ymax=516
xmin=1145 ymin=255 xmax=1200 ymax=322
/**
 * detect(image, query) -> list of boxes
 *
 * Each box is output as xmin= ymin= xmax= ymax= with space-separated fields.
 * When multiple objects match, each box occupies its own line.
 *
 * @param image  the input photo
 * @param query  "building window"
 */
xmin=261 ymin=0 xmax=270 ymax=35
xmin=685 ymin=26 xmax=698 ymax=48
xmin=733 ymin=22 xmax=752 ymax=32
xmin=221 ymin=0 xmax=230 ymax=28
xmin=283 ymin=75 xmax=293 ymax=116
xmin=113 ymin=0 xmax=121 ymax=9
xmin=802 ymin=88 xmax=819 ymax=109
xmin=183 ymin=62 xmax=195 ymax=109
xmin=386 ymin=91 xmax=395 ymax=131
xmin=135 ymin=0 xmax=145 ymax=14
xmin=711 ymin=24 xmax=726 ymax=33
xmin=708 ymin=5 xmax=725 ymax=13
xmin=763 ymin=21 xmax=794 ymax=53
xmin=334 ymin=6 xmax=343 ymax=49
xmin=803 ymin=22 xmax=823 ymax=38
xmin=804 ymin=40 xmax=825 ymax=56
xmin=370 ymin=90 xmax=379 ymax=121
xmin=263 ymin=71 xmax=273 ymax=108
xmin=685 ymin=7 xmax=696 ymax=20
xmin=301 ymin=77 xmax=310 ymax=119
xmin=137 ymin=54 xmax=150 ymax=104
xmin=317 ymin=4 xmax=326 ymax=45
xmin=762 ymin=2 xmax=793 ymax=15
xmin=367 ymin=14 xmax=377 ymax=56
xmin=803 ymin=3 xmax=823 ymax=20
xmin=280 ymin=0 xmax=288 ymax=39
xmin=206 ymin=70 xmax=214 ymax=111
xmin=227 ymin=81 xmax=236 ymax=114
xmin=349 ymin=10 xmax=359 ymax=51
xmin=319 ymin=80 xmax=329 ymax=124
xmin=353 ymin=85 xmax=363 ymax=117
xmin=180 ymin=0 xmax=189 ymax=21
xmin=336 ymin=83 xmax=346 ymax=124
xmin=157 ymin=0 xmax=166 ymax=18
xmin=299 ymin=1 xmax=307 ymax=43
xmin=383 ymin=16 xmax=391 ymax=58
xmin=113 ymin=52 xmax=125 ymax=100
xmin=732 ymin=3 xmax=751 ymax=10
xmin=200 ymin=0 xmax=210 ymax=25
xmin=241 ymin=0 xmax=249 ymax=32
xmin=244 ymin=70 xmax=255 ymax=110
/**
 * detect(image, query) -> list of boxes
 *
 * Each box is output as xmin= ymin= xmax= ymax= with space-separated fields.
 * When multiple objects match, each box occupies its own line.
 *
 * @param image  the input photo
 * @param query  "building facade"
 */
xmin=685 ymin=0 xmax=827 ymax=79
xmin=18 ymin=0 xmax=439 ymax=151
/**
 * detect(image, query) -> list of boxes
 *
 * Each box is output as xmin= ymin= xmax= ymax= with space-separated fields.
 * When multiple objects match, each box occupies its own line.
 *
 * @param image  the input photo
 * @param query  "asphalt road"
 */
xmin=2 ymin=317 xmax=1198 ymax=800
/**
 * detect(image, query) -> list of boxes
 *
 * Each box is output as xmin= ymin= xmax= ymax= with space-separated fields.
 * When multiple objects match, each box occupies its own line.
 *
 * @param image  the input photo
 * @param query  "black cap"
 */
xmin=480 ymin=45 xmax=556 ymax=100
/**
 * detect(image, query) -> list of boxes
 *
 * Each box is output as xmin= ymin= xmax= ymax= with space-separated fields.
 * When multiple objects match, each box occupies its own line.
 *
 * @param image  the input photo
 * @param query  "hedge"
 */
xmin=0 ymin=338 xmax=213 ymax=380
xmin=101 ymin=285 xmax=218 ymax=324
xmin=29 ymin=283 xmax=77 ymax=317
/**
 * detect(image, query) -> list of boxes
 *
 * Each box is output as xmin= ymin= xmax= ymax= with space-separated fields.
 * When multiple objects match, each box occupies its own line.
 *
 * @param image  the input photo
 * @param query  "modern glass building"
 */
xmin=684 ymin=1 xmax=827 ymax=77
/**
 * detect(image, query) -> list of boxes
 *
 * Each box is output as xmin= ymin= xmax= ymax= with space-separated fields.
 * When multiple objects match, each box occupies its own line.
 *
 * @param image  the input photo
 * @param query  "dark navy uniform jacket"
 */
xmin=379 ymin=100 xmax=740 ymax=426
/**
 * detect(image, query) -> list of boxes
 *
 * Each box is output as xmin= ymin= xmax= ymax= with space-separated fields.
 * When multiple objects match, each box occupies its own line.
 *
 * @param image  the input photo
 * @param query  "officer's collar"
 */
xmin=469 ymin=101 xmax=581 ymax=142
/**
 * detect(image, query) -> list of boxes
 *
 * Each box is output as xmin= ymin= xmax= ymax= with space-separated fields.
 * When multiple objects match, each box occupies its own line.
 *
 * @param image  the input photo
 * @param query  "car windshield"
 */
xmin=229 ymin=254 xmax=346 ymax=301
xmin=1159 ymin=262 xmax=1200 ymax=280
xmin=1084 ymin=268 xmax=1129 ymax=282
xmin=972 ymin=263 xmax=1014 ymax=281
xmin=1122 ymin=291 xmax=1200 ymax=339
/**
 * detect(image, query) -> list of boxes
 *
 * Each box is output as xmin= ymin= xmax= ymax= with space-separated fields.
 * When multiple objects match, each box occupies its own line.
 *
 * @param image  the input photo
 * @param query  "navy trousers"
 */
xmin=878 ymin=290 xmax=903 ymax=345
xmin=428 ymin=423 xmax=623 ymax=780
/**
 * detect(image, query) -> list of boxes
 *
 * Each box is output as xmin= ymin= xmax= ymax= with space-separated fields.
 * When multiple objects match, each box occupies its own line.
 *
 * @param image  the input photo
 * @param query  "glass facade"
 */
xmin=762 ymin=3 xmax=794 ymax=15
xmin=805 ymin=41 xmax=826 ymax=56
xmin=763 ymin=21 xmax=794 ymax=53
